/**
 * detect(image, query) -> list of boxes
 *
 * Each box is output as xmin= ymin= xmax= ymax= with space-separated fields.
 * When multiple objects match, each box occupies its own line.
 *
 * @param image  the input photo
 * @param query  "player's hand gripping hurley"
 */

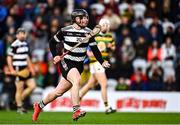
xmin=5 ymin=68 xmax=30 ymax=78
xmin=53 ymin=25 xmax=101 ymax=64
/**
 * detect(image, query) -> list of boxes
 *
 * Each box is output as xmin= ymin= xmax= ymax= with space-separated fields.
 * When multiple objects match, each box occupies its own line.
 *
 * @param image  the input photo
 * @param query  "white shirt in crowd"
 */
xmin=161 ymin=43 xmax=176 ymax=61
xmin=132 ymin=3 xmax=146 ymax=18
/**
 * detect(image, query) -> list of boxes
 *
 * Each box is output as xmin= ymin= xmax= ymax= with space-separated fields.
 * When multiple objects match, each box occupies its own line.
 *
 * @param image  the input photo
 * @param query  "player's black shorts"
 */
xmin=13 ymin=66 xmax=32 ymax=81
xmin=59 ymin=59 xmax=83 ymax=80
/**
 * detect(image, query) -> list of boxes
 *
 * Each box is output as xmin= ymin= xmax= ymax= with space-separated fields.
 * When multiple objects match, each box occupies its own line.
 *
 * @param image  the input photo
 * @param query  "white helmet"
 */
xmin=99 ymin=18 xmax=110 ymax=31
xmin=99 ymin=18 xmax=110 ymax=25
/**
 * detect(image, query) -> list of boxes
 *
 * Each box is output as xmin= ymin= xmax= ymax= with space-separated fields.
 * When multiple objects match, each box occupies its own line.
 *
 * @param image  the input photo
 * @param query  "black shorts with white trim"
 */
xmin=59 ymin=58 xmax=83 ymax=80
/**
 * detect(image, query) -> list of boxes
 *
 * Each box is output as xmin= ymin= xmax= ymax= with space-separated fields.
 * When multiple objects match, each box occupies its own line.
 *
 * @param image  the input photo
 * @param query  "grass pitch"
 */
xmin=0 ymin=111 xmax=180 ymax=124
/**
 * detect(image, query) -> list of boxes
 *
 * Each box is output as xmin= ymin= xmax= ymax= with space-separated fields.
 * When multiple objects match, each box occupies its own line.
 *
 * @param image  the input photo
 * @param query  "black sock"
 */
xmin=79 ymin=97 xmax=82 ymax=101
xmin=73 ymin=105 xmax=80 ymax=112
xmin=104 ymin=102 xmax=108 ymax=107
xmin=17 ymin=106 xmax=22 ymax=109
xmin=39 ymin=100 xmax=45 ymax=109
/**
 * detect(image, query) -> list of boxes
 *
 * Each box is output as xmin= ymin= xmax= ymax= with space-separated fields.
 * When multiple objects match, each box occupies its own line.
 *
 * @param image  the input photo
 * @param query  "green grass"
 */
xmin=0 ymin=111 xmax=180 ymax=124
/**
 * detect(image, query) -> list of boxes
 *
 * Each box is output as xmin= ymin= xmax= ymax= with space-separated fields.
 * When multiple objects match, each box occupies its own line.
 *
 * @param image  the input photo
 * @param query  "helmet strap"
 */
xmin=76 ymin=22 xmax=86 ymax=28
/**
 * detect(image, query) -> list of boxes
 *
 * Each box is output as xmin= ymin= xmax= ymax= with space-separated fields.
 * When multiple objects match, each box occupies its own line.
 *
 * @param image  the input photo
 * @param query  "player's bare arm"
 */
xmin=27 ymin=56 xmax=36 ymax=76
xmin=7 ymin=55 xmax=17 ymax=75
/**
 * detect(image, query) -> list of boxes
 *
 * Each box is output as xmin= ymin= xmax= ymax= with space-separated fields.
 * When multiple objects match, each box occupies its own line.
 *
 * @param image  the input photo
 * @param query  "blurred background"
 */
xmin=0 ymin=0 xmax=180 ymax=112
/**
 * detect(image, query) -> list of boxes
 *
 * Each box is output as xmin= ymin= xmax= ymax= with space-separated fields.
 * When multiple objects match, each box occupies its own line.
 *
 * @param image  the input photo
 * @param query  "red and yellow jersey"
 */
xmin=89 ymin=32 xmax=115 ymax=63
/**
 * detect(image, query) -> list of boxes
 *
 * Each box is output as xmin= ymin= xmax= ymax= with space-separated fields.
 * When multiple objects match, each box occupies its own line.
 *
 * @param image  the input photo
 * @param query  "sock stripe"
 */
xmin=39 ymin=100 xmax=45 ymax=109
xmin=73 ymin=105 xmax=80 ymax=112
xmin=104 ymin=102 xmax=109 ymax=107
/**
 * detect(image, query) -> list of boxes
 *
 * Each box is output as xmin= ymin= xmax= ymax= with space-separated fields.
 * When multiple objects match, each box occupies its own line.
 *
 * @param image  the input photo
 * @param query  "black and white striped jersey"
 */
xmin=49 ymin=25 xmax=104 ymax=64
xmin=8 ymin=39 xmax=29 ymax=67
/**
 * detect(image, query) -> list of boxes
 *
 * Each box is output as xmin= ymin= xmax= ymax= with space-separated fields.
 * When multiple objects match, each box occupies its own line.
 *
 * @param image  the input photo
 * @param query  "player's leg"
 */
xmin=43 ymin=77 xmax=72 ymax=105
xmin=22 ymin=78 xmax=36 ymax=101
xmin=93 ymin=62 xmax=108 ymax=104
xmin=32 ymin=77 xmax=72 ymax=121
xmin=94 ymin=72 xmax=108 ymax=103
xmin=79 ymin=74 xmax=97 ymax=100
xmin=67 ymin=68 xmax=86 ymax=120
xmin=15 ymin=80 xmax=25 ymax=114
xmin=79 ymin=62 xmax=97 ymax=100
xmin=68 ymin=68 xmax=81 ymax=107
xmin=93 ymin=61 xmax=116 ymax=114
xmin=95 ymin=72 xmax=116 ymax=114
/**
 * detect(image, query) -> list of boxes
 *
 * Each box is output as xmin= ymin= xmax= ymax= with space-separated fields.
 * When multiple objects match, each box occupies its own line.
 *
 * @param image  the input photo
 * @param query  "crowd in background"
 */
xmin=0 ymin=0 xmax=180 ymax=109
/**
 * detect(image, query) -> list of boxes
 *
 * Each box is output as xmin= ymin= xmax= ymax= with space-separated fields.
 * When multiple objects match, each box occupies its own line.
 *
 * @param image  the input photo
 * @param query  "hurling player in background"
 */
xmin=80 ymin=18 xmax=116 ymax=114
xmin=7 ymin=28 xmax=36 ymax=114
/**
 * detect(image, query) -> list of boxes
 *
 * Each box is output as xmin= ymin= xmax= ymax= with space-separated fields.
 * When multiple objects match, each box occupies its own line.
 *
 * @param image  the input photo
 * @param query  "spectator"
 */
xmin=149 ymin=16 xmax=163 ymax=43
xmin=147 ymin=58 xmax=163 ymax=91
xmin=118 ymin=0 xmax=129 ymax=16
xmin=149 ymin=24 xmax=162 ymax=44
xmin=88 ymin=8 xmax=98 ymax=29
xmin=90 ymin=0 xmax=105 ymax=16
xmin=116 ymin=53 xmax=133 ymax=90
xmin=4 ymin=16 xmax=16 ymax=35
xmin=161 ymin=0 xmax=173 ymax=21
xmin=115 ymin=78 xmax=130 ymax=91
xmin=115 ymin=15 xmax=134 ymax=48
xmin=77 ymin=0 xmax=91 ymax=14
xmin=120 ymin=37 xmax=135 ymax=61
xmin=161 ymin=36 xmax=176 ymax=61
xmin=104 ymin=0 xmax=119 ymax=15
xmin=145 ymin=0 xmax=161 ymax=18
xmin=3 ymin=33 xmax=14 ymax=55
xmin=162 ymin=57 xmax=176 ymax=91
xmin=102 ymin=8 xmax=121 ymax=31
xmin=23 ymin=1 xmax=36 ymax=20
xmin=162 ymin=19 xmax=175 ymax=35
xmin=132 ymin=17 xmax=150 ymax=41
xmin=132 ymin=0 xmax=146 ymax=19
xmin=132 ymin=58 xmax=147 ymax=75
xmin=135 ymin=35 xmax=149 ymax=59
xmin=147 ymin=40 xmax=161 ymax=62
xmin=130 ymin=67 xmax=148 ymax=91
xmin=50 ymin=6 xmax=65 ymax=27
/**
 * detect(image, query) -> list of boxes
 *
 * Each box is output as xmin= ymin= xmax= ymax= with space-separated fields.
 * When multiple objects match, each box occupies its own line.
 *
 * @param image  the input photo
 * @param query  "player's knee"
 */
xmin=54 ymin=91 xmax=63 ymax=97
xmin=75 ymin=76 xmax=81 ymax=85
xmin=70 ymin=77 xmax=81 ymax=86
xmin=16 ymin=86 xmax=23 ymax=92
xmin=29 ymin=83 xmax=36 ymax=91
xmin=31 ymin=83 xmax=36 ymax=90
